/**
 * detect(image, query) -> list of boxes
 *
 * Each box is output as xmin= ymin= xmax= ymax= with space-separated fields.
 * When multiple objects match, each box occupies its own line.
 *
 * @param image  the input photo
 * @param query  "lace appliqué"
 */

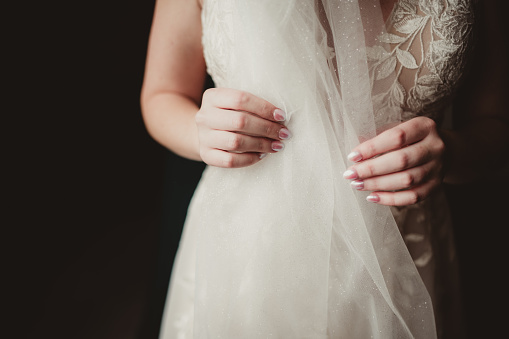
xmin=370 ymin=0 xmax=473 ymax=269
xmin=201 ymin=0 xmax=235 ymax=87
xmin=201 ymin=0 xmax=471 ymax=272
xmin=391 ymin=203 xmax=434 ymax=268
xmin=367 ymin=0 xmax=474 ymax=123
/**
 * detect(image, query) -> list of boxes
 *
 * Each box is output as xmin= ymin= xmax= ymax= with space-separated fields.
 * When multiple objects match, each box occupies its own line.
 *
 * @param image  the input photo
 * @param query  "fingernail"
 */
xmin=272 ymin=141 xmax=284 ymax=152
xmin=274 ymin=109 xmax=286 ymax=122
xmin=366 ymin=194 xmax=380 ymax=203
xmin=259 ymin=153 xmax=267 ymax=159
xmin=351 ymin=180 xmax=364 ymax=190
xmin=347 ymin=151 xmax=362 ymax=162
xmin=279 ymin=128 xmax=292 ymax=140
xmin=343 ymin=169 xmax=358 ymax=180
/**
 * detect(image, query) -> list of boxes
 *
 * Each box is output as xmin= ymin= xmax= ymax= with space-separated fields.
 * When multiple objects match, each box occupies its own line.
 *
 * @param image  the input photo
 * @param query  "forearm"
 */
xmin=441 ymin=117 xmax=509 ymax=184
xmin=141 ymin=91 xmax=202 ymax=161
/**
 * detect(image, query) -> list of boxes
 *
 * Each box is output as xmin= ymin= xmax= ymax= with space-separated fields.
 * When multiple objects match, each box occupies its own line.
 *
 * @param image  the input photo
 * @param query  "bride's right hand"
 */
xmin=195 ymin=88 xmax=291 ymax=168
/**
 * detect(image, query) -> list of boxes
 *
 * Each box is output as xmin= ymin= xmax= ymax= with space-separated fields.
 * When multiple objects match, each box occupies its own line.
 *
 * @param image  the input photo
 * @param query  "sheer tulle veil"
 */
xmin=185 ymin=0 xmax=437 ymax=337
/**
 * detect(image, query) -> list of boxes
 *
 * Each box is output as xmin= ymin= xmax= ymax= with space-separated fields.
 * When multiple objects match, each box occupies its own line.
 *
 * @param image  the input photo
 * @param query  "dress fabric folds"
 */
xmin=160 ymin=0 xmax=474 ymax=338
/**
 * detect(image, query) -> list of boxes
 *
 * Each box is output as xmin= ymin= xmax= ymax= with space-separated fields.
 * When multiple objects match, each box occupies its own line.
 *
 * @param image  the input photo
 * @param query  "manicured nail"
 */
xmin=347 ymin=151 xmax=362 ymax=162
xmin=274 ymin=109 xmax=286 ymax=122
xmin=351 ymin=180 xmax=364 ymax=190
xmin=343 ymin=169 xmax=358 ymax=180
xmin=259 ymin=153 xmax=267 ymax=159
xmin=272 ymin=141 xmax=284 ymax=152
xmin=279 ymin=128 xmax=292 ymax=140
xmin=366 ymin=194 xmax=380 ymax=203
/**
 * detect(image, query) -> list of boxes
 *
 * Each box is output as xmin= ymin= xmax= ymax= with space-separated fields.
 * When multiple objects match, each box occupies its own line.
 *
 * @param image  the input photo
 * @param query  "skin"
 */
xmin=344 ymin=116 xmax=445 ymax=206
xmin=141 ymin=0 xmax=286 ymax=168
xmin=141 ymin=0 xmax=509 ymax=207
xmin=344 ymin=0 xmax=509 ymax=205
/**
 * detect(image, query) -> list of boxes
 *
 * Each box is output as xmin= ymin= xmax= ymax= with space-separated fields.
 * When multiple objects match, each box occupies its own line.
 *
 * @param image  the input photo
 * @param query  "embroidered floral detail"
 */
xmin=204 ymin=0 xmax=474 ymax=125
xmin=404 ymin=233 xmax=433 ymax=267
xmin=202 ymin=0 xmax=473 ymax=271
xmin=201 ymin=0 xmax=235 ymax=87
xmin=368 ymin=0 xmax=474 ymax=122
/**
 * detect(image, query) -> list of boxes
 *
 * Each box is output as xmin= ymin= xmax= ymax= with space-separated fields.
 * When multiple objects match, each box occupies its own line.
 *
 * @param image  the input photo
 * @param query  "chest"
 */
xmin=371 ymin=0 xmax=475 ymax=120
xmin=201 ymin=0 xmax=475 ymax=120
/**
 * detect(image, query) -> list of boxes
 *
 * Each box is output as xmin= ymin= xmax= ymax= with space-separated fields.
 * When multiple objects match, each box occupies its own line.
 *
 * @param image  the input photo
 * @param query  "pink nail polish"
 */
xmin=347 ymin=151 xmax=363 ymax=162
xmin=343 ymin=169 xmax=358 ymax=180
xmin=272 ymin=141 xmax=284 ymax=152
xmin=279 ymin=128 xmax=292 ymax=140
xmin=274 ymin=109 xmax=286 ymax=122
xmin=259 ymin=153 xmax=267 ymax=159
xmin=351 ymin=180 xmax=364 ymax=190
xmin=366 ymin=194 xmax=380 ymax=203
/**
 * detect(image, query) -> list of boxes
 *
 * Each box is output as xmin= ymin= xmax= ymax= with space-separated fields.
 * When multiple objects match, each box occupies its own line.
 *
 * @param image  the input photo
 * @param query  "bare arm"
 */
xmin=140 ymin=0 xmax=206 ymax=161
xmin=141 ymin=0 xmax=290 ymax=167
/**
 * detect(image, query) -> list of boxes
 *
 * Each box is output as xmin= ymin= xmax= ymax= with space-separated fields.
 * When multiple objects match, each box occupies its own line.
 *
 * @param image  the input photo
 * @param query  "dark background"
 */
xmin=7 ymin=1 xmax=507 ymax=338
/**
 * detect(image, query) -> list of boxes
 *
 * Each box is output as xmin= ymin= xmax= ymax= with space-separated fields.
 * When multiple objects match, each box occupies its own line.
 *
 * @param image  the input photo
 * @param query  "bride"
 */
xmin=141 ymin=0 xmax=508 ymax=338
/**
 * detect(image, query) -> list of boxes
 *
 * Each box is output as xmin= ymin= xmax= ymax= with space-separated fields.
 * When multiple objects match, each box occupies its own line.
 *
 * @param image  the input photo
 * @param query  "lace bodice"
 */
xmin=201 ymin=0 xmax=474 ymax=271
xmin=201 ymin=0 xmax=235 ymax=88
xmin=370 ymin=0 xmax=475 ymax=124
xmin=202 ymin=0 xmax=475 ymax=123
xmin=161 ymin=3 xmax=474 ymax=338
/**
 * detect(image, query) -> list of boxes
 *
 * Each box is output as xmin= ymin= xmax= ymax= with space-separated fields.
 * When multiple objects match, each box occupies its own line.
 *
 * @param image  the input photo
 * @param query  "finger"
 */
xmin=347 ymin=117 xmax=437 ymax=162
xmin=344 ymin=142 xmax=431 ymax=180
xmin=200 ymin=148 xmax=263 ymax=168
xmin=350 ymin=161 xmax=435 ymax=192
xmin=202 ymin=107 xmax=291 ymax=140
xmin=205 ymin=130 xmax=284 ymax=153
xmin=203 ymin=88 xmax=286 ymax=122
xmin=365 ymin=178 xmax=440 ymax=206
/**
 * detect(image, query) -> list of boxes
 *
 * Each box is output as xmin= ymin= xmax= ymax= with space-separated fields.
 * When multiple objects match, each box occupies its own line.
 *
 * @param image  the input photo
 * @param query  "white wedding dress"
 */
xmin=160 ymin=1 xmax=475 ymax=338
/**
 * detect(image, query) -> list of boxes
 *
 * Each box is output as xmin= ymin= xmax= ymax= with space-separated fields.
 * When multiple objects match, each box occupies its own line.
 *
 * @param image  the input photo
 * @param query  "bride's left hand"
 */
xmin=343 ymin=116 xmax=446 ymax=206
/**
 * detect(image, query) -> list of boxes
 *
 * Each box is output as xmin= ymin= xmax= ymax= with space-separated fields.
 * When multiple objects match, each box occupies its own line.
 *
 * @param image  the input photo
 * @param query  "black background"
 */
xmin=7 ymin=1 xmax=508 ymax=338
